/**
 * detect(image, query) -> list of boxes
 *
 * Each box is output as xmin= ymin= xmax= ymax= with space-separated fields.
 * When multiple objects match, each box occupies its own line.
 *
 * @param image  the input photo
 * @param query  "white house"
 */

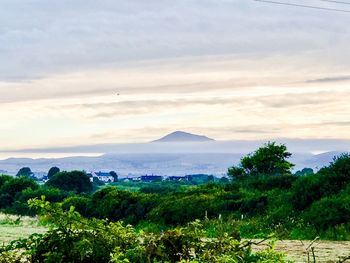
xmin=89 ymin=171 xmax=115 ymax=183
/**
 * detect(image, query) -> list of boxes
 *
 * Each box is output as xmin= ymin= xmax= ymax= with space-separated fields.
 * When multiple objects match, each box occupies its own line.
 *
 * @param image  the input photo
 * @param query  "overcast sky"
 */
xmin=1 ymin=0 xmax=350 ymax=150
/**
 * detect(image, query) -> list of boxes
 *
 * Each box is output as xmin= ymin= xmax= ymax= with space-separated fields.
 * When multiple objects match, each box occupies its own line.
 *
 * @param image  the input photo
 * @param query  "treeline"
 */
xmin=1 ymin=142 xmax=350 ymax=240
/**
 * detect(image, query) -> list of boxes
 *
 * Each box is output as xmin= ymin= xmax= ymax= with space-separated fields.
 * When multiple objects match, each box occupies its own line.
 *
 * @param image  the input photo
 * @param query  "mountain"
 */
xmin=152 ymin=131 xmax=215 ymax=143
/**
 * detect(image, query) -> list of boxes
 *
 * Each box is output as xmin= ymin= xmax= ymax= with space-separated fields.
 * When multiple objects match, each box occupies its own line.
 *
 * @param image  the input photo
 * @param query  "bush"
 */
xmin=62 ymin=196 xmax=90 ymax=217
xmin=0 ymin=198 xmax=287 ymax=263
xmin=148 ymin=193 xmax=224 ymax=225
xmin=46 ymin=171 xmax=92 ymax=194
xmin=303 ymin=195 xmax=350 ymax=232
xmin=0 ymin=176 xmax=38 ymax=209
xmin=245 ymin=175 xmax=297 ymax=191
xmin=291 ymin=174 xmax=323 ymax=210
xmin=88 ymin=187 xmax=153 ymax=224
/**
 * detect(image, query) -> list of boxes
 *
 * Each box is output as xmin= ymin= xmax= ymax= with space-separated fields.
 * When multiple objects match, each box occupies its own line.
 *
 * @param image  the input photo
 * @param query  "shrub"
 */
xmin=0 ymin=198 xmax=287 ymax=263
xmin=303 ymin=195 xmax=350 ymax=232
xmin=46 ymin=171 xmax=92 ymax=194
xmin=291 ymin=175 xmax=323 ymax=210
xmin=62 ymin=196 xmax=90 ymax=217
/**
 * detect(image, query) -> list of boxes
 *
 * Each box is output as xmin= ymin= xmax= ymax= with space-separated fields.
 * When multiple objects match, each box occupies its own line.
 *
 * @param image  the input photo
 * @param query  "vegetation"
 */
xmin=0 ymin=198 xmax=287 ymax=262
xmin=16 ymin=167 xmax=34 ymax=178
xmin=46 ymin=170 xmax=92 ymax=194
xmin=228 ymin=142 xmax=294 ymax=179
xmin=1 ymin=142 xmax=350 ymax=261
xmin=47 ymin=167 xmax=60 ymax=179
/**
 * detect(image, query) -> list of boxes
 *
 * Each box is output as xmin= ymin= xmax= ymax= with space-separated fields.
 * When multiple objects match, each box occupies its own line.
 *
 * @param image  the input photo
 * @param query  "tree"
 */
xmin=228 ymin=142 xmax=294 ymax=179
xmin=16 ymin=167 xmax=33 ymax=177
xmin=295 ymin=167 xmax=314 ymax=176
xmin=47 ymin=167 xmax=60 ymax=179
xmin=109 ymin=171 xmax=118 ymax=182
xmin=0 ymin=176 xmax=38 ymax=209
xmin=227 ymin=166 xmax=245 ymax=179
xmin=46 ymin=171 xmax=92 ymax=193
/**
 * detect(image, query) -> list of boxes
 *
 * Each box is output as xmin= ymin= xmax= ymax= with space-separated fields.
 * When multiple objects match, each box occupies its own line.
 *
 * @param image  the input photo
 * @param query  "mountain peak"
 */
xmin=152 ymin=131 xmax=215 ymax=143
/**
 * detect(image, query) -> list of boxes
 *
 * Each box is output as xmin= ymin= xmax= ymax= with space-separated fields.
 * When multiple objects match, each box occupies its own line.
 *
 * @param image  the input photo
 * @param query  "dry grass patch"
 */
xmin=0 ymin=213 xmax=47 ymax=245
xmin=252 ymin=239 xmax=350 ymax=263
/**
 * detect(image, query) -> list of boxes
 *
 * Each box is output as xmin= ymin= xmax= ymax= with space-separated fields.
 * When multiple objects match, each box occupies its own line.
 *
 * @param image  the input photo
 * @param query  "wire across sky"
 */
xmin=253 ymin=0 xmax=350 ymax=13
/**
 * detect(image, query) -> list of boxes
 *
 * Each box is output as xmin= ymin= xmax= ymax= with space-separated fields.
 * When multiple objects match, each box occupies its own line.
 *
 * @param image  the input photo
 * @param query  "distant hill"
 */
xmin=152 ymin=131 xmax=215 ymax=143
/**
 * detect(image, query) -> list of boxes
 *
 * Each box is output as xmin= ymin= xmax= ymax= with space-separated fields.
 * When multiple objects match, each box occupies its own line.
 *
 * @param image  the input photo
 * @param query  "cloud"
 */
xmin=256 ymin=91 xmax=350 ymax=108
xmin=1 ymin=0 xmax=350 ymax=82
xmin=305 ymin=75 xmax=350 ymax=83
xmin=1 ymin=1 xmax=350 ymax=149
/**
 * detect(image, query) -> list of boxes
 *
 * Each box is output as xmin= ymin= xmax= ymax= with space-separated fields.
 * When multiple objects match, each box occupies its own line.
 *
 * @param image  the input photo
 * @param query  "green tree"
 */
xmin=228 ymin=142 xmax=294 ymax=179
xmin=16 ymin=167 xmax=33 ymax=177
xmin=47 ymin=166 xmax=60 ymax=179
xmin=227 ymin=166 xmax=246 ymax=179
xmin=46 ymin=171 xmax=92 ymax=194
xmin=295 ymin=167 xmax=314 ymax=176
xmin=109 ymin=171 xmax=118 ymax=182
xmin=0 ymin=176 xmax=38 ymax=209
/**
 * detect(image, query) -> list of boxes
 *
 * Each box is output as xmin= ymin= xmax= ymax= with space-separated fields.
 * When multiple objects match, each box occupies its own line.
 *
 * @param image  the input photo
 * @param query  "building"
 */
xmin=89 ymin=171 xmax=115 ymax=183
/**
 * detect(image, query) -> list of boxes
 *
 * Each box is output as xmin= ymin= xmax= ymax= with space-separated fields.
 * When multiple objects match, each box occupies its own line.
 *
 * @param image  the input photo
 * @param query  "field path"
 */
xmin=253 ymin=239 xmax=350 ymax=262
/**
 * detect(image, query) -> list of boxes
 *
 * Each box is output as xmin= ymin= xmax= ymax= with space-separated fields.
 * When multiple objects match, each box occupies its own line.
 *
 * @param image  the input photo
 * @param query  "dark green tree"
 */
xmin=295 ymin=167 xmax=314 ymax=176
xmin=0 ymin=176 xmax=38 ymax=209
xmin=228 ymin=142 xmax=294 ymax=179
xmin=46 ymin=170 xmax=92 ymax=194
xmin=47 ymin=166 xmax=60 ymax=179
xmin=227 ymin=166 xmax=246 ymax=179
xmin=109 ymin=171 xmax=118 ymax=182
xmin=16 ymin=167 xmax=33 ymax=177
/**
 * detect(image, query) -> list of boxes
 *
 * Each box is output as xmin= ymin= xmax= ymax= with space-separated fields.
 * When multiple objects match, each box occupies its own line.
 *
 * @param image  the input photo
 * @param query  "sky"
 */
xmin=1 ymin=0 xmax=350 ymax=151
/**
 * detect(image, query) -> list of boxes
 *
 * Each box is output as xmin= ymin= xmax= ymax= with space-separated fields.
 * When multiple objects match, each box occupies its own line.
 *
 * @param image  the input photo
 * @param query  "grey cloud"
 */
xmin=306 ymin=75 xmax=350 ymax=83
xmin=1 ymin=0 xmax=350 ymax=81
xmin=73 ymin=98 xmax=235 ymax=118
xmin=257 ymin=91 xmax=349 ymax=108
xmin=52 ymin=90 xmax=350 ymax=119
xmin=310 ymin=121 xmax=350 ymax=127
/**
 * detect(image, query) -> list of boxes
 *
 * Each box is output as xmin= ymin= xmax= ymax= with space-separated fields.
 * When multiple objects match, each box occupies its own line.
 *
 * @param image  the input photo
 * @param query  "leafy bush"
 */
xmin=303 ymin=195 xmax=350 ymax=232
xmin=62 ymin=196 xmax=90 ymax=217
xmin=290 ymin=174 xmax=323 ymax=210
xmin=0 ymin=198 xmax=288 ymax=263
xmin=88 ymin=187 xmax=154 ymax=224
xmin=0 ymin=176 xmax=38 ymax=210
xmin=46 ymin=171 xmax=92 ymax=194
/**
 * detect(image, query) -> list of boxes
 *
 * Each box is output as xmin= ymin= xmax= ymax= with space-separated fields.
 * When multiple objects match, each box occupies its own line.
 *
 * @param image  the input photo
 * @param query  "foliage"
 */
xmin=46 ymin=170 xmax=92 ymax=194
xmin=294 ymin=167 xmax=314 ymax=176
xmin=0 ymin=176 xmax=38 ymax=210
xmin=1 ymin=143 xmax=350 ymax=244
xmin=47 ymin=167 xmax=60 ymax=179
xmin=303 ymin=194 xmax=350 ymax=232
xmin=228 ymin=142 xmax=294 ymax=179
xmin=62 ymin=196 xmax=90 ymax=217
xmin=88 ymin=187 xmax=155 ymax=224
xmin=16 ymin=167 xmax=34 ymax=177
xmin=109 ymin=171 xmax=118 ymax=182
xmin=227 ymin=166 xmax=245 ymax=179
xmin=0 ymin=198 xmax=287 ymax=263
